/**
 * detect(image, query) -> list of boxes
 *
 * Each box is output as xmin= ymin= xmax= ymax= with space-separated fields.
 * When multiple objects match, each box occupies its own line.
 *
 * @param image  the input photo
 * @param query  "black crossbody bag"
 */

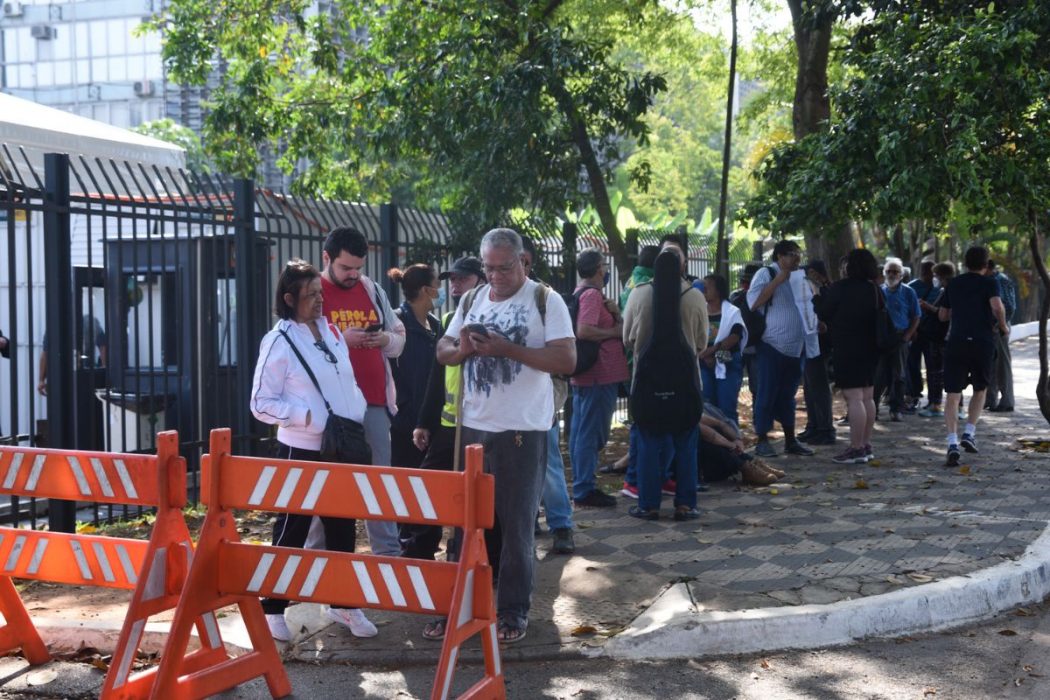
xmin=278 ymin=330 xmax=372 ymax=465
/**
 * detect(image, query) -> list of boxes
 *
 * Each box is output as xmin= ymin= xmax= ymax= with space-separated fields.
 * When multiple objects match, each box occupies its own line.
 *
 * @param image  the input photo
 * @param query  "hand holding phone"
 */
xmin=466 ymin=322 xmax=489 ymax=337
xmin=364 ymin=323 xmax=383 ymax=333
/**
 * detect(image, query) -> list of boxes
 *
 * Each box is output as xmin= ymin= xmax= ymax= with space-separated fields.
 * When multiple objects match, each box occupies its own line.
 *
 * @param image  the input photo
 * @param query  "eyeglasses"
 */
xmin=314 ymin=339 xmax=338 ymax=364
xmin=482 ymin=261 xmax=520 ymax=275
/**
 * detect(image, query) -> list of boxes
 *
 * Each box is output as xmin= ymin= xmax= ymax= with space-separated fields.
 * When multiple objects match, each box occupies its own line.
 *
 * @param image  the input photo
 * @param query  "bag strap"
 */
xmin=278 ymin=328 xmax=335 ymax=417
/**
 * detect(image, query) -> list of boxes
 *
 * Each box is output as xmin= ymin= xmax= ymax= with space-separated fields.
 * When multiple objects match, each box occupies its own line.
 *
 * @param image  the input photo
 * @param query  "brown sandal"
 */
xmin=422 ymin=617 xmax=447 ymax=641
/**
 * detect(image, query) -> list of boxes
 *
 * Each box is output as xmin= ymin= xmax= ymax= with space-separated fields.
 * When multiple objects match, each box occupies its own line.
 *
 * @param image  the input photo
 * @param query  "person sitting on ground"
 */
xmin=818 ymin=248 xmax=881 ymax=464
xmin=699 ymin=273 xmax=747 ymax=424
xmin=697 ymin=405 xmax=784 ymax=486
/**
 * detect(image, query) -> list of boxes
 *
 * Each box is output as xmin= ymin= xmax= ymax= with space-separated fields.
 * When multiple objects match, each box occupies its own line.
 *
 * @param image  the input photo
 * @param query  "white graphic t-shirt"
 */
xmin=445 ymin=279 xmax=574 ymax=432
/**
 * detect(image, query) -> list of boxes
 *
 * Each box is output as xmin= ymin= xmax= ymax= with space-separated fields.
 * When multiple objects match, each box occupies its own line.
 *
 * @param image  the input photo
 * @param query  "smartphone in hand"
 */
xmin=364 ymin=323 xmax=383 ymax=333
xmin=466 ymin=322 xmax=489 ymax=337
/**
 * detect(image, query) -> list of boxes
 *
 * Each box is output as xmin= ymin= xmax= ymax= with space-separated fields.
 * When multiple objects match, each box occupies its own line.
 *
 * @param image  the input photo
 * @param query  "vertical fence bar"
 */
xmin=233 ymin=179 xmax=258 ymax=453
xmin=43 ymin=153 xmax=76 ymax=532
xmin=380 ymin=202 xmax=399 ymax=305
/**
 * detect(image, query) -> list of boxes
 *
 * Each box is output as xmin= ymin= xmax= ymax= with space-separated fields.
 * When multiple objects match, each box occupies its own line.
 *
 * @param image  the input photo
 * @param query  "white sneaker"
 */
xmin=327 ymin=607 xmax=378 ymax=638
xmin=266 ymin=613 xmax=291 ymax=641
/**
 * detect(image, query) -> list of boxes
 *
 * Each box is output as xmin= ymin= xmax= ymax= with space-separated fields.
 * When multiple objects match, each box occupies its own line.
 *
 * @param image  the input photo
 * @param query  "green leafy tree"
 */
xmin=132 ymin=118 xmax=212 ymax=174
xmin=150 ymin=0 xmax=668 ymax=275
xmin=743 ymin=1 xmax=1050 ymax=422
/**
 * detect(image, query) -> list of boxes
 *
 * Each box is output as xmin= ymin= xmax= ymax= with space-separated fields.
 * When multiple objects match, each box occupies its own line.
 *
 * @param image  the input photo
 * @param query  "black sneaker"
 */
xmin=803 ymin=434 xmax=837 ymax=446
xmin=960 ymin=433 xmax=978 ymax=453
xmin=754 ymin=441 xmax=777 ymax=458
xmin=946 ymin=444 xmax=961 ymax=466
xmin=574 ymin=490 xmax=617 ymax=508
xmin=551 ymin=528 xmax=575 ymax=555
xmin=784 ymin=440 xmax=815 ymax=457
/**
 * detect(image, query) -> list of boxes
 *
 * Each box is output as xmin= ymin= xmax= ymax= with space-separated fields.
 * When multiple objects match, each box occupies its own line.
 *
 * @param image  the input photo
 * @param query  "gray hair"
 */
xmin=480 ymin=228 xmax=523 ymax=256
xmin=576 ymin=248 xmax=604 ymax=279
xmin=883 ymin=256 xmax=904 ymax=272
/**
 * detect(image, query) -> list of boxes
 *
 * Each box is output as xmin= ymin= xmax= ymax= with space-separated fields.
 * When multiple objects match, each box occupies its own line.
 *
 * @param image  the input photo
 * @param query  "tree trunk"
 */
xmin=549 ymin=80 xmax=631 ymax=280
xmin=1028 ymin=212 xmax=1050 ymax=425
xmin=788 ymin=1 xmax=850 ymax=267
xmin=715 ymin=0 xmax=738 ymax=280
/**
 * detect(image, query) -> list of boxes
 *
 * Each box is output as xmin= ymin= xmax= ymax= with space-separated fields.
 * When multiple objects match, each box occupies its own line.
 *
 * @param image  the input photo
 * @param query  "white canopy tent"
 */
xmin=0 ymin=93 xmax=185 ymax=179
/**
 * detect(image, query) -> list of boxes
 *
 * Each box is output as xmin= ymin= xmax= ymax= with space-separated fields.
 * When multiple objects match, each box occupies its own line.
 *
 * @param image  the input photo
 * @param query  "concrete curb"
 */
xmin=34 ymin=615 xmax=250 ymax=657
xmin=602 ymin=524 xmax=1050 ymax=660
xmin=1011 ymin=321 xmax=1040 ymax=343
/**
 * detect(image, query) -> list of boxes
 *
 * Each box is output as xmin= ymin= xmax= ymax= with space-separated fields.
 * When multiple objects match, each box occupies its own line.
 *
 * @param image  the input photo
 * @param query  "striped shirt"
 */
xmin=746 ymin=263 xmax=819 ymax=359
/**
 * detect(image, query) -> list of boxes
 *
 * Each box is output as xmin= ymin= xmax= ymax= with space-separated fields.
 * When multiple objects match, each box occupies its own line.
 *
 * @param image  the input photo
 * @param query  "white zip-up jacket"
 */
xmin=250 ymin=317 xmax=367 ymax=451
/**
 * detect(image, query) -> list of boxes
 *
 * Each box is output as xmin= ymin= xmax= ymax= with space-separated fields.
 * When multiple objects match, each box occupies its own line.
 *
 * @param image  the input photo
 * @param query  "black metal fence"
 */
xmin=1 ymin=148 xmax=761 ymax=532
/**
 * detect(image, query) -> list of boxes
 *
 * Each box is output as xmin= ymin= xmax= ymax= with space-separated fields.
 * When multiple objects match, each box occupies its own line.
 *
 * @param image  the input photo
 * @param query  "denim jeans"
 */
xmin=362 ymin=406 xmax=402 ymax=556
xmin=754 ymin=343 xmax=804 ymax=438
xmin=624 ymin=423 xmax=639 ymax=487
xmin=568 ymin=383 xmax=619 ymax=500
xmin=700 ymin=350 xmax=744 ymax=424
xmin=541 ymin=422 xmax=574 ymax=531
xmin=635 ymin=426 xmax=699 ymax=511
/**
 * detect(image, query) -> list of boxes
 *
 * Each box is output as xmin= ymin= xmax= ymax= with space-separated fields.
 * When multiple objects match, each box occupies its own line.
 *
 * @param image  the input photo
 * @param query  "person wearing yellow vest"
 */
xmin=402 ymin=257 xmax=485 ymax=567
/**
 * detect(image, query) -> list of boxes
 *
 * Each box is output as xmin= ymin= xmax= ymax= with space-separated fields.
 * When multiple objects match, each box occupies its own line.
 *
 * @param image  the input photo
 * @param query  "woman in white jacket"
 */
xmin=699 ymin=273 xmax=748 ymax=424
xmin=250 ymin=259 xmax=377 ymax=642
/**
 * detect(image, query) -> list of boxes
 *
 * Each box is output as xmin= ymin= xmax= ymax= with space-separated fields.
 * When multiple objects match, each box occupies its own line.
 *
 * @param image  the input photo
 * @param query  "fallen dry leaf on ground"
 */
xmin=570 ymin=625 xmax=598 ymax=637
xmin=998 ymin=629 xmax=1018 ymax=636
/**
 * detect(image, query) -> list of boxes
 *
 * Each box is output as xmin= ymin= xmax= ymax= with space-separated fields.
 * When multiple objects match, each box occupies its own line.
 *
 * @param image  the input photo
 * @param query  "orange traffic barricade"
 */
xmin=150 ymin=428 xmax=504 ymax=700
xmin=0 ymin=431 xmax=216 ymax=699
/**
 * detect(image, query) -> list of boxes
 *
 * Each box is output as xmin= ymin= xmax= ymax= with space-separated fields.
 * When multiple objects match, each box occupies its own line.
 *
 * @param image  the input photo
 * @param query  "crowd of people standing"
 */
xmin=248 ymin=224 xmax=1018 ymax=644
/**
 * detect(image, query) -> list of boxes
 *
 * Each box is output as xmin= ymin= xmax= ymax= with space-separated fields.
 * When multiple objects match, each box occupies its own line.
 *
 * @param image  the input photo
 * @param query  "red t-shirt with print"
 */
xmin=321 ymin=277 xmax=387 ymax=406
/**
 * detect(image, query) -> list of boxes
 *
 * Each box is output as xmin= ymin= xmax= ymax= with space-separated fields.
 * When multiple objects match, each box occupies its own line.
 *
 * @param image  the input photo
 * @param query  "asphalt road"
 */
xmin=2 ymin=597 xmax=1048 ymax=699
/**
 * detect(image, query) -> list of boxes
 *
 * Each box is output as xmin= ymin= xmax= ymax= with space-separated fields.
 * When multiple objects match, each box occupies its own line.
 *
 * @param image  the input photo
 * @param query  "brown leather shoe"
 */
xmin=740 ymin=460 xmax=779 ymax=486
xmin=753 ymin=458 xmax=785 ymax=479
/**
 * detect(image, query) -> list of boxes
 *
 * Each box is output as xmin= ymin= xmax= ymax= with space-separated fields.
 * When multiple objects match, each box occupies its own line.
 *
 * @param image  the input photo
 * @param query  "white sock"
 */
xmin=964 ymin=423 xmax=976 ymax=436
xmin=947 ymin=433 xmax=958 ymax=447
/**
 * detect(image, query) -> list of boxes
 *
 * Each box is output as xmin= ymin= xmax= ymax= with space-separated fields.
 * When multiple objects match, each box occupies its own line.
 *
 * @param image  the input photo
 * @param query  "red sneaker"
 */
xmin=661 ymin=479 xmax=677 ymax=496
xmin=620 ymin=482 xmax=639 ymax=499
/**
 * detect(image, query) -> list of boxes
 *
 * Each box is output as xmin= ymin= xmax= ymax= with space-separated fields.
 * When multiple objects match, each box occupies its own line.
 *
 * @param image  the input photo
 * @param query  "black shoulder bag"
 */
xmin=278 ymin=329 xmax=372 ymax=465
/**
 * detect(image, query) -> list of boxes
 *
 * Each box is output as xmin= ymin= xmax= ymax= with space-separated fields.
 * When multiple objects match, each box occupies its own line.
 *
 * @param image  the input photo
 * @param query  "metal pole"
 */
xmin=380 ymin=203 xmax=399 ymax=305
xmin=233 ymin=179 xmax=258 ymax=451
xmin=715 ymin=0 xmax=738 ymax=281
xmin=43 ymin=153 xmax=76 ymax=532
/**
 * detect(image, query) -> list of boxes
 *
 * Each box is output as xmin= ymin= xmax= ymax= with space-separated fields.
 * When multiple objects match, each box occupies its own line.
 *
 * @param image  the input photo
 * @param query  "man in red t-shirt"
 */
xmin=318 ymin=227 xmax=406 ymax=556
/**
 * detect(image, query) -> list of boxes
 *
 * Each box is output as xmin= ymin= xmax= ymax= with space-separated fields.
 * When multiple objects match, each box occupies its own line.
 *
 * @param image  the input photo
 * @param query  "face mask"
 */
xmin=434 ymin=287 xmax=447 ymax=308
xmin=603 ymin=271 xmax=611 ymax=286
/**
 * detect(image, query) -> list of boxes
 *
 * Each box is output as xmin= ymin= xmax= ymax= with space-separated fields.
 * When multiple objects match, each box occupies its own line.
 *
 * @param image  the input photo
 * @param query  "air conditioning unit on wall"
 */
xmin=2 ymin=2 xmax=25 ymax=18
xmin=133 ymin=80 xmax=156 ymax=97
xmin=31 ymin=25 xmax=55 ymax=40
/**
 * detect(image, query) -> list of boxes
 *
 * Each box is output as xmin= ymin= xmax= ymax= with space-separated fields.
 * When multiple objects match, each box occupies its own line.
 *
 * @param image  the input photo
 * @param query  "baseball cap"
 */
xmin=438 ymin=256 xmax=485 ymax=281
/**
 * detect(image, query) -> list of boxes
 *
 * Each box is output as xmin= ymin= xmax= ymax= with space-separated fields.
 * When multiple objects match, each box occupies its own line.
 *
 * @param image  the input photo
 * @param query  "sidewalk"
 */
xmin=14 ymin=338 xmax=1050 ymax=674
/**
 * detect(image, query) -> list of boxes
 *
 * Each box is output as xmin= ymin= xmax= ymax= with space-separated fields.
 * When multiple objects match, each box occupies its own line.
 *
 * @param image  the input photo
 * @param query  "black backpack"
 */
xmin=629 ymin=252 xmax=704 ymax=434
xmin=730 ymin=266 xmax=775 ymax=348
xmin=564 ymin=287 xmax=602 ymax=377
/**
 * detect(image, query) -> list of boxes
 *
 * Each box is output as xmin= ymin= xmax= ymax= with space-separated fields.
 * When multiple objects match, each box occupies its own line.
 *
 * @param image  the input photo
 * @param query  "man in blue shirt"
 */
xmin=983 ymin=259 xmax=1016 ymax=412
xmin=746 ymin=240 xmax=819 ymax=459
xmin=906 ymin=261 xmax=942 ymax=412
xmin=874 ymin=258 xmax=921 ymax=421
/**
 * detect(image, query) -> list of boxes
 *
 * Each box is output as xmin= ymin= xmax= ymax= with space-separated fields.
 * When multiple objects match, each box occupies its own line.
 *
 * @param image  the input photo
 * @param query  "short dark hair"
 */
xmin=964 ymin=245 xmax=989 ymax=271
xmin=986 ymin=258 xmax=998 ymax=271
xmin=740 ymin=262 xmax=762 ymax=283
xmin=920 ymin=260 xmax=935 ymax=275
xmin=274 ymin=259 xmax=320 ymax=320
xmin=844 ymin=248 xmax=878 ymax=281
xmin=324 ymin=227 xmax=369 ymax=261
xmin=772 ymin=239 xmax=801 ymax=260
xmin=703 ymin=273 xmax=729 ymax=301
xmin=659 ymin=232 xmax=687 ymax=255
xmin=933 ymin=261 xmax=956 ymax=278
xmin=576 ymin=248 xmax=604 ymax=279
xmin=388 ymin=264 xmax=435 ymax=301
xmin=638 ymin=245 xmax=660 ymax=269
